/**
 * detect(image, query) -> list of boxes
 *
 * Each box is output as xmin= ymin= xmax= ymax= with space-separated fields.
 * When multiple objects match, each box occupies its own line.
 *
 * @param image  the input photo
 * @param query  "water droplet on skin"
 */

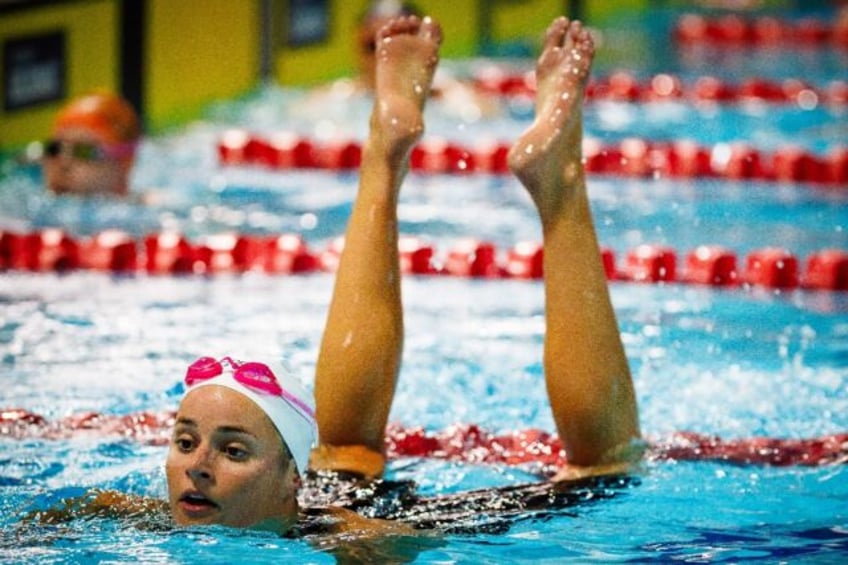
xmin=524 ymin=144 xmax=534 ymax=155
xmin=561 ymin=92 xmax=570 ymax=101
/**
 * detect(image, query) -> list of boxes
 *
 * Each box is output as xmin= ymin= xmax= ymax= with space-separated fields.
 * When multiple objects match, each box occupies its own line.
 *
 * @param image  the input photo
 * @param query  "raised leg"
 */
xmin=508 ymin=18 xmax=641 ymax=473
xmin=311 ymin=16 xmax=442 ymax=478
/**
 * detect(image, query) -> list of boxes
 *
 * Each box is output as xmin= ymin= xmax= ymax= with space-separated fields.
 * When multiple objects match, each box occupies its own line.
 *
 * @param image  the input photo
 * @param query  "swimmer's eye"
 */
xmin=173 ymin=435 xmax=195 ymax=452
xmin=224 ymin=444 xmax=250 ymax=461
xmin=43 ymin=139 xmax=107 ymax=162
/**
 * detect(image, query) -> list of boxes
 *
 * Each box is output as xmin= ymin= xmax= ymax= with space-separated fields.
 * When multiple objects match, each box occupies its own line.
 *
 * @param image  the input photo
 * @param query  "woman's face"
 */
xmin=42 ymin=126 xmax=132 ymax=197
xmin=166 ymin=385 xmax=299 ymax=533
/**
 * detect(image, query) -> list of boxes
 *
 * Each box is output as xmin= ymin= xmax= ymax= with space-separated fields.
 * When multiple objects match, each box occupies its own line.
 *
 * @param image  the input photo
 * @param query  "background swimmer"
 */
xmin=301 ymin=0 xmax=500 ymax=123
xmin=41 ymin=91 xmax=141 ymax=198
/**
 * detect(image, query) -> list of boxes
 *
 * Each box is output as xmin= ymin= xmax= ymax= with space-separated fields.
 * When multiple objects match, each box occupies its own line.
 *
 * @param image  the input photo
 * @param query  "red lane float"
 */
xmin=622 ymin=245 xmax=677 ymax=283
xmin=1 ymin=230 xmax=846 ymax=292
xmin=684 ymin=245 xmax=739 ymax=287
xmin=144 ymin=233 xmax=194 ymax=274
xmin=216 ymin=131 xmax=848 ymax=187
xmin=744 ymin=247 xmax=799 ymax=289
xmin=80 ymin=230 xmax=138 ymax=272
xmin=265 ymin=233 xmax=319 ymax=274
xmin=673 ymin=13 xmax=848 ymax=48
xmin=803 ymin=249 xmax=848 ymax=291
xmin=504 ymin=241 xmax=544 ymax=279
xmin=3 ymin=229 xmax=81 ymax=272
xmin=399 ymin=236 xmax=438 ymax=275
xmin=2 ymin=408 xmax=846 ymax=473
xmin=473 ymin=66 xmax=848 ymax=108
xmin=444 ymin=239 xmax=500 ymax=278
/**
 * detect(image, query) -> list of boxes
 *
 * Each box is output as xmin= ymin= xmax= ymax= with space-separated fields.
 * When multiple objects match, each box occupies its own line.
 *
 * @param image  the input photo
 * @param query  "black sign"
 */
xmin=3 ymin=30 xmax=66 ymax=111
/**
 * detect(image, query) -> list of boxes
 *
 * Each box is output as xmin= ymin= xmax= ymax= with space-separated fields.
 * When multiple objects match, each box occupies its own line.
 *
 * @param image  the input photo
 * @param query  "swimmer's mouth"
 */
xmin=179 ymin=491 xmax=219 ymax=511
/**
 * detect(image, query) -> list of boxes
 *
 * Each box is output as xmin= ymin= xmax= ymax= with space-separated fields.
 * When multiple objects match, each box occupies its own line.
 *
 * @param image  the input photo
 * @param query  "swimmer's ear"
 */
xmin=284 ymin=455 xmax=302 ymax=489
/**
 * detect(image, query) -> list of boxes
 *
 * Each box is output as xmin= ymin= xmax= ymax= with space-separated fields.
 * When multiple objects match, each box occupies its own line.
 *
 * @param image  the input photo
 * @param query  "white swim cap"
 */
xmin=183 ymin=356 xmax=317 ymax=476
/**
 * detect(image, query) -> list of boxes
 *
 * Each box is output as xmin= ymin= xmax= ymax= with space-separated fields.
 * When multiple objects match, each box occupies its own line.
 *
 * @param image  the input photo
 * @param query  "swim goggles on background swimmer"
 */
xmin=184 ymin=356 xmax=315 ymax=419
xmin=42 ymin=139 xmax=136 ymax=162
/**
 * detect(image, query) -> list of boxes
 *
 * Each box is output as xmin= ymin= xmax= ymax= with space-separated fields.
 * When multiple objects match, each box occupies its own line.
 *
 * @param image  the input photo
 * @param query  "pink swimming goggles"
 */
xmin=185 ymin=356 xmax=315 ymax=419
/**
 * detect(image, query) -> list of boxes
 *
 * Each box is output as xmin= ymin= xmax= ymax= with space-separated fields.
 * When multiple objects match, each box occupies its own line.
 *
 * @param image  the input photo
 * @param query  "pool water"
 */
xmin=2 ymin=6 xmax=848 ymax=564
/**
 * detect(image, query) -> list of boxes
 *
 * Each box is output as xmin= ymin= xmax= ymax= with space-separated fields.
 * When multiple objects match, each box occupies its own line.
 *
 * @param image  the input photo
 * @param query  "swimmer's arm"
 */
xmin=328 ymin=506 xmax=417 ymax=536
xmin=318 ymin=507 xmax=442 ymax=563
xmin=27 ymin=490 xmax=168 ymax=524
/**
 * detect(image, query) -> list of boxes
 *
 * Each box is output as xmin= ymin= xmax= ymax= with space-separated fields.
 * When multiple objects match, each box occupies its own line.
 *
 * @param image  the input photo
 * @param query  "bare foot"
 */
xmin=370 ymin=15 xmax=443 ymax=160
xmin=508 ymin=18 xmax=594 ymax=220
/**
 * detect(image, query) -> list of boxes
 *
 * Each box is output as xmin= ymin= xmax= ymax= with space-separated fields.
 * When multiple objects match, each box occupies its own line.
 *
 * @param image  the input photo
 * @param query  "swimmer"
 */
xmin=26 ymin=15 xmax=640 ymax=548
xmin=41 ymin=91 xmax=141 ymax=198
xmin=306 ymin=0 xmax=499 ymax=122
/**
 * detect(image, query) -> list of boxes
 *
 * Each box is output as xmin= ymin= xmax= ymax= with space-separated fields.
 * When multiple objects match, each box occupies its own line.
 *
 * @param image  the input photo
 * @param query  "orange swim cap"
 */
xmin=53 ymin=92 xmax=141 ymax=145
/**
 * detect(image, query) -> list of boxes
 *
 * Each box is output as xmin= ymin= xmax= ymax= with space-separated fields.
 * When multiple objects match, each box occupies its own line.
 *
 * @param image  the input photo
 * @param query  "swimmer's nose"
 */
xmin=187 ymin=467 xmax=212 ymax=482
xmin=54 ymin=154 xmax=76 ymax=172
xmin=186 ymin=449 xmax=214 ymax=482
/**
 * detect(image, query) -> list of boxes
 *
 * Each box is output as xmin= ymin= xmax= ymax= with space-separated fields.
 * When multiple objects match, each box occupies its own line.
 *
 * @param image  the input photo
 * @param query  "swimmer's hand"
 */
xmin=25 ymin=489 xmax=168 ymax=524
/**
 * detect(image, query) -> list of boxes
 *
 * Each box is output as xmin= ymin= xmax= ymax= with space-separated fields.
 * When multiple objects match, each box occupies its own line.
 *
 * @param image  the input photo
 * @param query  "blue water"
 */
xmin=2 ymin=5 xmax=848 ymax=564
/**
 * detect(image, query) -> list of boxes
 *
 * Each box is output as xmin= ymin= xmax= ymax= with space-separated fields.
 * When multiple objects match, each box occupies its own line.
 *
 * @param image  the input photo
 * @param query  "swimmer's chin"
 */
xmin=48 ymin=184 xmax=71 ymax=195
xmin=171 ymin=508 xmax=295 ymax=535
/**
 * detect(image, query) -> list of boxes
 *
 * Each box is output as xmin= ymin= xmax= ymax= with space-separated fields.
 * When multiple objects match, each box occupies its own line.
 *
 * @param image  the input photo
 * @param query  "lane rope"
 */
xmin=2 ymin=229 xmax=846 ymax=291
xmin=216 ymin=130 xmax=848 ymax=186
xmin=472 ymin=68 xmax=848 ymax=108
xmin=672 ymin=13 xmax=848 ymax=48
xmin=2 ymin=408 xmax=845 ymax=477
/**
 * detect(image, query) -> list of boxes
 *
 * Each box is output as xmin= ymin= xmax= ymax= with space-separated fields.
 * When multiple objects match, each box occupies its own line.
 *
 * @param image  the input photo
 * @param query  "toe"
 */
xmin=420 ymin=16 xmax=443 ymax=45
xmin=544 ymin=16 xmax=570 ymax=50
